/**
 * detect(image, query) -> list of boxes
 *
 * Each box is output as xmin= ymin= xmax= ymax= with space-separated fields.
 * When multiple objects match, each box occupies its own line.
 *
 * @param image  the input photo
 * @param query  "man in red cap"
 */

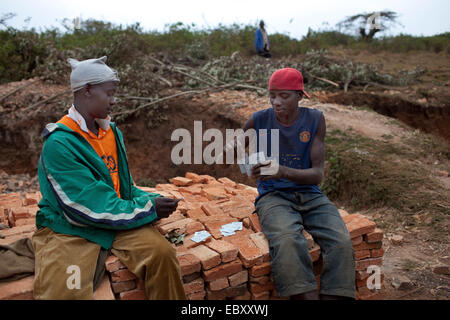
xmin=241 ymin=68 xmax=355 ymax=300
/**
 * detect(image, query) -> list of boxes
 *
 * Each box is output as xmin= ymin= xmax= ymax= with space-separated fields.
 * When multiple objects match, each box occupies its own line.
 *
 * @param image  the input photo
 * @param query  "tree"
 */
xmin=0 ymin=12 xmax=16 ymax=28
xmin=336 ymin=11 xmax=403 ymax=41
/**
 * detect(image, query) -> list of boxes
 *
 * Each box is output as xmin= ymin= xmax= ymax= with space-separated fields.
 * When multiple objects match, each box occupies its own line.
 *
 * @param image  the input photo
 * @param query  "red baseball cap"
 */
xmin=269 ymin=68 xmax=310 ymax=98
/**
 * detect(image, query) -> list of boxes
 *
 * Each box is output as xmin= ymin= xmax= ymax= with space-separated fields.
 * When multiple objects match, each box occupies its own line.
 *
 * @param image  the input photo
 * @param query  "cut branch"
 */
xmin=0 ymin=79 xmax=39 ymax=103
xmin=23 ymin=89 xmax=72 ymax=112
xmin=112 ymin=82 xmax=244 ymax=118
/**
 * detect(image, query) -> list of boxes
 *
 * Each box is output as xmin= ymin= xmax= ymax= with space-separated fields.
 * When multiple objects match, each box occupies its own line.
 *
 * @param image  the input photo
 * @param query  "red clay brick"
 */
xmin=0 ymin=224 xmax=36 ymax=237
xmin=153 ymin=212 xmax=185 ymax=227
xmin=0 ymin=193 xmax=23 ymax=208
xmin=201 ymin=203 xmax=225 ymax=216
xmin=186 ymin=207 xmax=207 ymax=219
xmin=249 ymin=232 xmax=270 ymax=262
xmin=201 ymin=186 xmax=228 ymax=201
xmin=111 ymin=280 xmax=136 ymax=293
xmin=179 ymin=184 xmax=204 ymax=196
xmin=249 ymin=275 xmax=271 ymax=285
xmin=351 ymin=236 xmax=363 ymax=246
xmin=105 ymin=255 xmax=127 ymax=273
xmin=371 ymin=248 xmax=385 ymax=258
xmin=353 ymin=241 xmax=383 ymax=251
xmin=155 ymin=183 xmax=179 ymax=191
xmin=228 ymin=205 xmax=254 ymax=220
xmin=0 ymin=206 xmax=8 ymax=226
xmin=157 ymin=218 xmax=195 ymax=235
xmin=365 ymin=228 xmax=384 ymax=243
xmin=207 ymin=277 xmax=229 ymax=291
xmin=224 ymin=186 xmax=237 ymax=195
xmin=242 ymin=217 xmax=250 ymax=229
xmin=177 ymin=253 xmax=201 ymax=276
xmin=249 ymin=262 xmax=271 ymax=277
xmin=170 ymin=177 xmax=193 ymax=187
xmin=225 ymin=234 xmax=264 ymax=268
xmin=119 ymin=289 xmax=147 ymax=300
xmin=249 ymin=213 xmax=262 ymax=232
xmin=185 ymin=172 xmax=208 ymax=184
xmin=343 ymin=214 xmax=376 ymax=238
xmin=205 ymin=239 xmax=239 ymax=263
xmin=188 ymin=245 xmax=221 ymax=270
xmin=183 ymin=235 xmax=212 ymax=249
xmin=309 ymin=244 xmax=321 ymax=262
xmin=200 ymin=175 xmax=219 ymax=184
xmin=203 ymin=217 xmax=237 ymax=240
xmin=111 ymin=269 xmax=137 ymax=282
xmin=183 ymin=277 xmax=204 ymax=294
xmin=219 ymin=197 xmax=252 ymax=213
xmin=186 ymin=221 xmax=205 ymax=234
xmin=218 ymin=177 xmax=236 ymax=188
xmin=23 ymin=192 xmax=41 ymax=206
xmin=228 ymin=270 xmax=248 ymax=287
xmin=15 ymin=218 xmax=35 ymax=226
xmin=0 ymin=275 xmax=34 ymax=300
xmin=9 ymin=207 xmax=31 ymax=226
xmin=249 ymin=282 xmax=275 ymax=294
xmin=355 ymin=250 xmax=371 ymax=260
xmin=202 ymin=259 xmax=243 ymax=282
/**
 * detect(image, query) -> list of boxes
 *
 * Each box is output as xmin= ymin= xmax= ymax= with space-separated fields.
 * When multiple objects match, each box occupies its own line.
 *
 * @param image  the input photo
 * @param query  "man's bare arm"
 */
xmin=253 ymin=113 xmax=326 ymax=185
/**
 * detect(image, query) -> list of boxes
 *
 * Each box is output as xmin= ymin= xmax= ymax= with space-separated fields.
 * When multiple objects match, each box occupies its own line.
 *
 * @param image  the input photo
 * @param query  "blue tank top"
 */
xmin=253 ymin=107 xmax=323 ymax=202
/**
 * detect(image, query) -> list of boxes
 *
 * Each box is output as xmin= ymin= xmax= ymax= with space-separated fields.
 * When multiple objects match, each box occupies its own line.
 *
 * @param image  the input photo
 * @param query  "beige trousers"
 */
xmin=32 ymin=224 xmax=187 ymax=300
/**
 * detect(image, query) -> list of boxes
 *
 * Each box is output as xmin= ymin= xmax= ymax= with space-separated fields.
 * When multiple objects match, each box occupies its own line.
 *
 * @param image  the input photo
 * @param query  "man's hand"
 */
xmin=155 ymin=197 xmax=181 ymax=219
xmin=251 ymin=161 xmax=287 ymax=181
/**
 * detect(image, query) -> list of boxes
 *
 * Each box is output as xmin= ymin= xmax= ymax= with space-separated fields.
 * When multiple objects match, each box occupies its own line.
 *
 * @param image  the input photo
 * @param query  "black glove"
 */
xmin=154 ymin=197 xmax=181 ymax=219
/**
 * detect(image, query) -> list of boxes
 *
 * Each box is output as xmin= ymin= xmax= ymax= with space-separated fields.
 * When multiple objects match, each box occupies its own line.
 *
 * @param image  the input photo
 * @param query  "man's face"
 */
xmin=269 ymin=90 xmax=301 ymax=118
xmin=86 ymin=81 xmax=117 ymax=119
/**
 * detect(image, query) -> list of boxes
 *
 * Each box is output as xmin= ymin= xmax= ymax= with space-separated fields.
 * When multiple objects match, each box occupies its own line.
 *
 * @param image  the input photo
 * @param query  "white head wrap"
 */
xmin=68 ymin=56 xmax=120 ymax=92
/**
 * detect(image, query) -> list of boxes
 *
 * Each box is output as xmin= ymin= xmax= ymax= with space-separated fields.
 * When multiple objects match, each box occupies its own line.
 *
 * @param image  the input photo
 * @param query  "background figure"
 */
xmin=255 ymin=20 xmax=271 ymax=58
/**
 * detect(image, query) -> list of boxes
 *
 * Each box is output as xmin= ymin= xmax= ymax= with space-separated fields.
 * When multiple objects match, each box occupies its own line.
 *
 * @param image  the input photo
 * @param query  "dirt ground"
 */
xmin=0 ymin=50 xmax=448 ymax=300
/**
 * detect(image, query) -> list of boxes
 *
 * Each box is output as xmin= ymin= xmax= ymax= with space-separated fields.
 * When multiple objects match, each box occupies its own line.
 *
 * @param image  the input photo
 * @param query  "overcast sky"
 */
xmin=2 ymin=0 xmax=449 ymax=39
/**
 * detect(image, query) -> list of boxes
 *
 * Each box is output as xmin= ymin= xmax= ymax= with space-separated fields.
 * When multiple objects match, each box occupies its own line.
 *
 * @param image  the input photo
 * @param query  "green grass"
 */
xmin=321 ymin=128 xmax=449 ymax=242
xmin=402 ymin=259 xmax=420 ymax=271
xmin=0 ymin=18 xmax=449 ymax=83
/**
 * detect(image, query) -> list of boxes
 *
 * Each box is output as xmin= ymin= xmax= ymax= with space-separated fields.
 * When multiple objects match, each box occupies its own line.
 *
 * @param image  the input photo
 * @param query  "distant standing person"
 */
xmin=255 ymin=20 xmax=271 ymax=58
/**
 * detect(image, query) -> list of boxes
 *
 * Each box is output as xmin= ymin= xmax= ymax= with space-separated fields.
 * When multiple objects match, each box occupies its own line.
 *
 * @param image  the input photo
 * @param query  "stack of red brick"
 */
xmin=106 ymin=172 xmax=385 ymax=300
xmin=0 ymin=173 xmax=385 ymax=300
xmin=0 ymin=191 xmax=40 ymax=300
xmin=0 ymin=192 xmax=40 ymax=244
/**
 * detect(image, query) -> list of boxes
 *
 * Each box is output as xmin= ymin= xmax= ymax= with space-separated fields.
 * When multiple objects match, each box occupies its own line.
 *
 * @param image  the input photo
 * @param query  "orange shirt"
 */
xmin=57 ymin=115 xmax=121 ymax=198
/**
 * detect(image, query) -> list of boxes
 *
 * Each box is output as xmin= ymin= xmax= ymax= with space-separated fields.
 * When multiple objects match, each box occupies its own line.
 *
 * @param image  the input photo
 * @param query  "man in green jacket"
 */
xmin=33 ymin=56 xmax=186 ymax=300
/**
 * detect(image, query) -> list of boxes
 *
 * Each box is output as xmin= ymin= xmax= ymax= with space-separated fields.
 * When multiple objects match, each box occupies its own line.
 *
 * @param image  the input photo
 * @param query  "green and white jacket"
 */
xmin=36 ymin=122 xmax=161 ymax=249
